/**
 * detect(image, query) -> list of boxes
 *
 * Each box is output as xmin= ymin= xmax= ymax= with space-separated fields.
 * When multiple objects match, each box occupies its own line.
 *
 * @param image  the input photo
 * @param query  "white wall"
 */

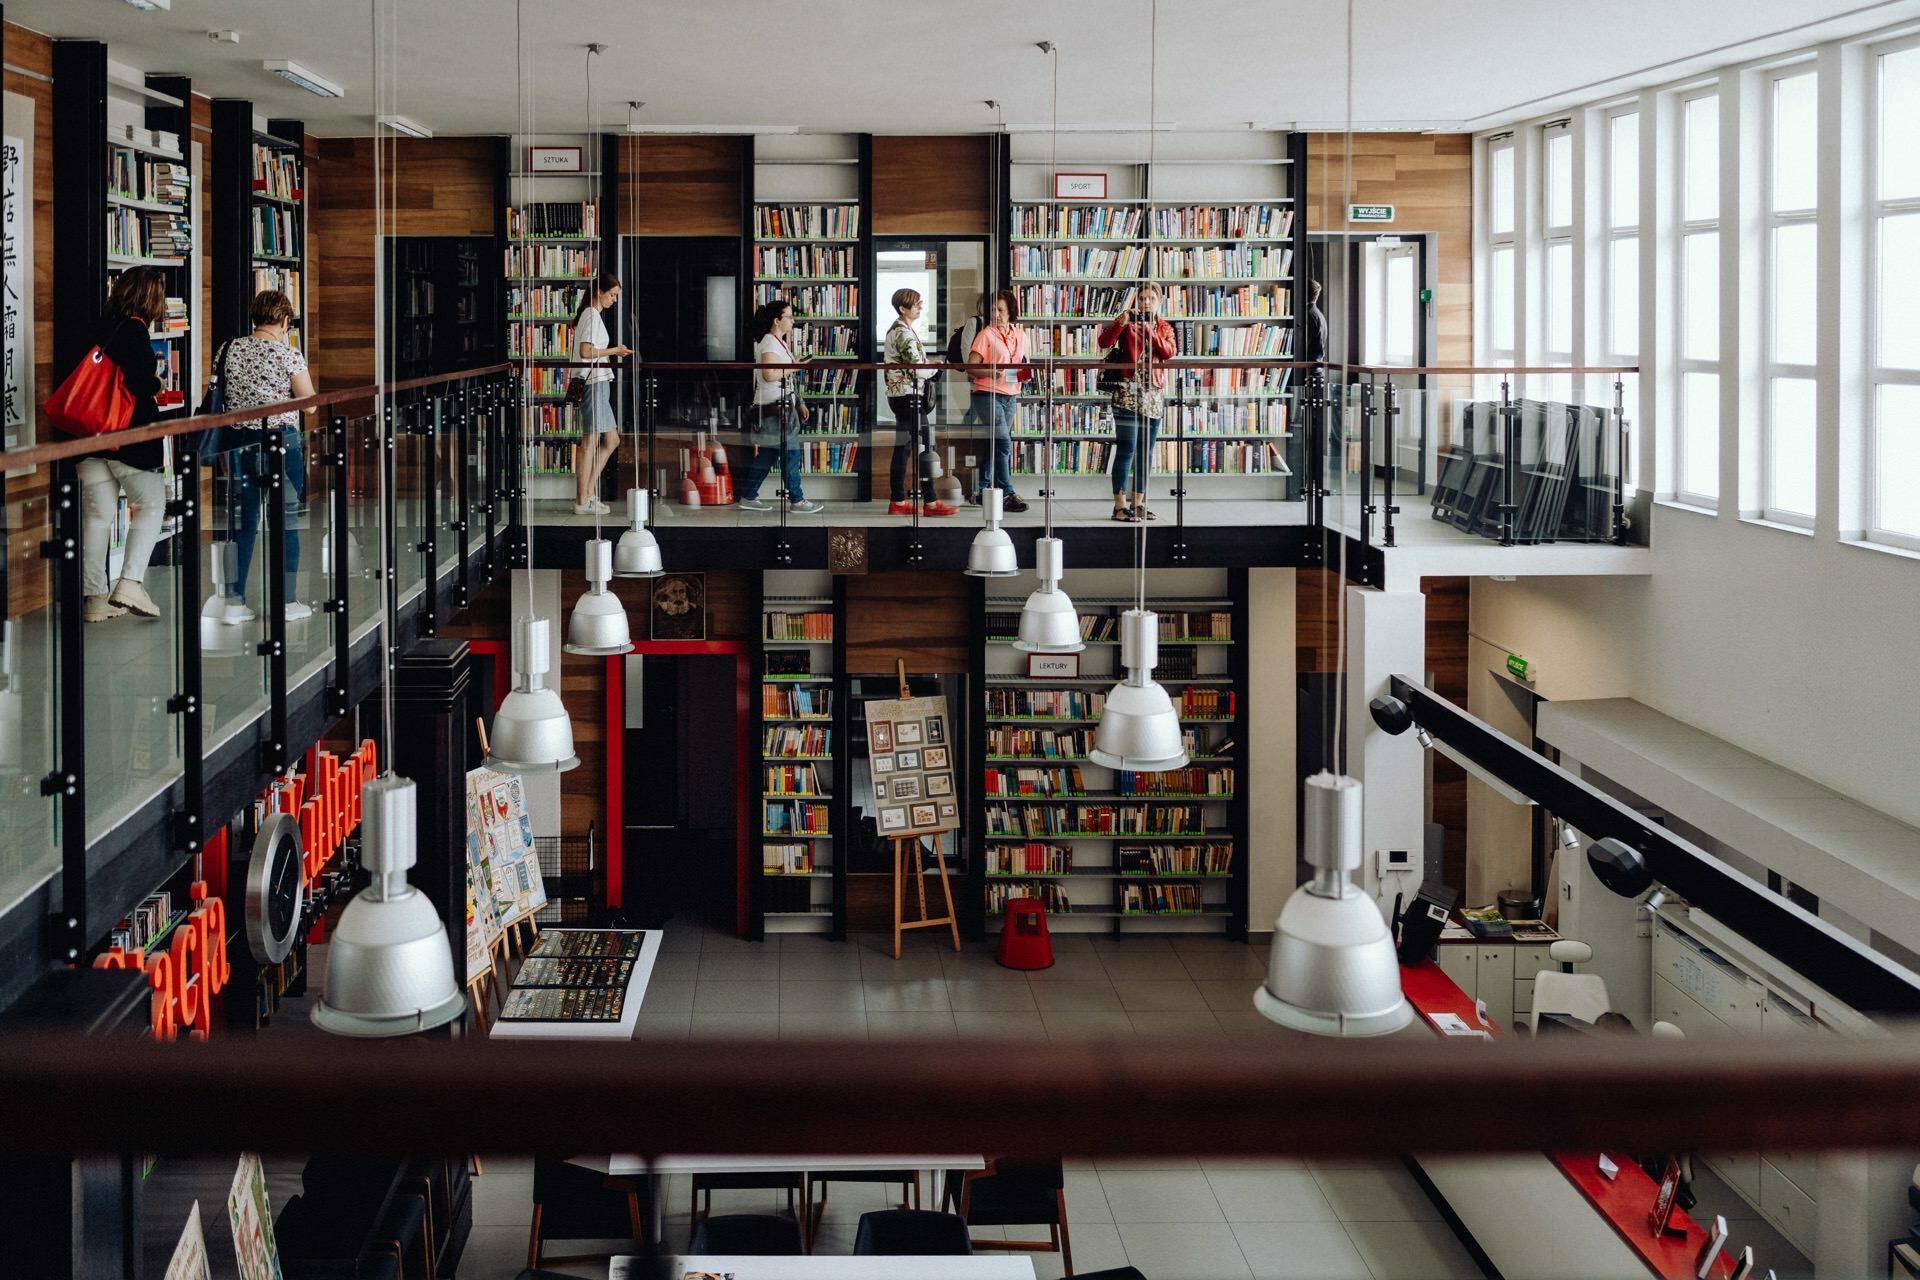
xmin=1246 ymin=569 xmax=1296 ymax=933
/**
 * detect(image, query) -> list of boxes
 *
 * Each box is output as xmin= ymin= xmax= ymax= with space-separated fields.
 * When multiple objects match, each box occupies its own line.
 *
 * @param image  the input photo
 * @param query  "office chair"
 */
xmin=947 ymin=1157 xmax=1073 ymax=1273
xmin=852 ymin=1209 xmax=974 ymax=1256
xmin=1528 ymin=939 xmax=1611 ymax=1034
xmin=689 ymin=1213 xmax=806 ymax=1255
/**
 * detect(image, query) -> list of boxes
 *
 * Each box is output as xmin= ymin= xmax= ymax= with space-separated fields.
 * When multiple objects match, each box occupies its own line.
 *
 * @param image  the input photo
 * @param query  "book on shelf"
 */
xmin=522 ymin=403 xmax=575 ymax=438
xmin=250 ymin=205 xmax=301 ymax=258
xmin=763 ymin=800 xmax=831 ymax=835
xmin=756 ymin=282 xmax=861 ymax=316
xmin=797 ymin=403 xmax=861 ymax=434
xmin=763 ymin=763 xmax=824 ymax=796
xmin=787 ymin=322 xmax=858 ymax=359
xmin=766 ymin=651 xmax=813 ymax=678
xmin=765 ymin=611 xmax=834 ymax=641
xmin=799 ymin=441 xmax=859 ymax=474
xmin=505 ymin=244 xmax=596 ymax=278
xmin=984 ymin=802 xmax=1205 ymax=838
xmin=1114 ymin=767 xmax=1235 ymax=798
xmin=1121 ymin=881 xmax=1207 ymax=914
xmin=521 ymin=439 xmax=579 ymax=473
xmin=986 ymin=881 xmax=1071 ymax=913
xmin=108 ymin=889 xmax=176 ymax=953
xmin=1163 ymin=439 xmax=1289 ymax=475
xmin=508 ymin=283 xmax=587 ymax=317
xmin=763 ymin=842 xmax=815 ymax=874
xmin=110 ymin=152 xmax=189 ymax=206
xmin=1178 ymin=688 xmax=1237 ymax=719
xmin=753 ymin=244 xmax=856 ymax=278
xmin=762 ymin=683 xmax=831 ymax=718
xmin=985 ymin=766 xmax=1088 ymax=798
xmin=804 ymin=366 xmax=861 ymax=397
xmin=763 ymin=724 xmax=831 ymax=757
xmin=1150 ymin=204 xmax=1292 ymax=239
xmin=1013 ymin=244 xmax=1291 ymax=281
xmin=1016 ymin=282 xmax=1289 ymax=320
xmin=754 ymin=204 xmax=861 ymax=238
xmin=986 ymin=688 xmax=1107 ymax=720
xmin=986 ymin=726 xmax=1093 ymax=758
xmin=253 ymin=266 xmax=302 ymax=311
xmin=1160 ymin=611 xmax=1233 ymax=640
xmin=252 ymin=145 xmax=302 ymax=201
xmin=507 ymin=201 xmax=599 ymax=238
xmin=1118 ymin=842 xmax=1234 ymax=876
xmin=508 ymin=320 xmax=574 ymax=358
xmin=986 ymin=842 xmax=1073 ymax=875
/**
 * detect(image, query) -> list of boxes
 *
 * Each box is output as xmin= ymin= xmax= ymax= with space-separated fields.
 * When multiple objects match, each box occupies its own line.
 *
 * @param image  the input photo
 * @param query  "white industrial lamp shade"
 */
xmin=613 ymin=488 xmax=664 ymax=578
xmin=1088 ymin=609 xmax=1189 ymax=771
xmin=964 ymin=487 xmax=1020 ymax=578
xmin=1254 ymin=772 xmax=1413 ymax=1037
xmin=564 ymin=538 xmax=635 ymax=656
xmin=488 ymin=616 xmax=580 ymax=773
xmin=1013 ymin=536 xmax=1085 ymax=654
xmin=311 ymin=774 xmax=467 ymax=1037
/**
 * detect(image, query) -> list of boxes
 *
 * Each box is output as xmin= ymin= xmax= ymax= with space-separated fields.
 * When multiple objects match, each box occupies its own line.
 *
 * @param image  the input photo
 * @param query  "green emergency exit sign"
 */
xmin=1349 ymin=203 xmax=1395 ymax=223
xmin=1506 ymin=653 xmax=1531 ymax=680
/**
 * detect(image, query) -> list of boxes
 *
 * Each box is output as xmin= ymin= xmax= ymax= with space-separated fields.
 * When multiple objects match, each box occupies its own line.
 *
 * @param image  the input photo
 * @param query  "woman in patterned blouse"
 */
xmin=883 ymin=288 xmax=956 ymax=516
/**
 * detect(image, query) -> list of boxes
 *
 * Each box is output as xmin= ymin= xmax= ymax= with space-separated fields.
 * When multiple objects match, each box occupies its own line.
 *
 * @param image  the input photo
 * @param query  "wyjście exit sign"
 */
xmin=1348 ymin=203 xmax=1394 ymax=223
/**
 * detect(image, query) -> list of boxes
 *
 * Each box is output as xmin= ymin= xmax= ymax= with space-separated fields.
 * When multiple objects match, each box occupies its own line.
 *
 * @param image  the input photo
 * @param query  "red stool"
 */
xmin=996 ymin=897 xmax=1054 ymax=971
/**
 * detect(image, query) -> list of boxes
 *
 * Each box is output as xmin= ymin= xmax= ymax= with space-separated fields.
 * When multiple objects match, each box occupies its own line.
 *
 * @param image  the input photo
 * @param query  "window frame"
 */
xmin=1674 ymin=84 xmax=1723 ymax=508
xmin=1602 ymin=106 xmax=1641 ymax=492
xmin=1484 ymin=133 xmax=1519 ymax=377
xmin=1868 ymin=33 xmax=1920 ymax=551
xmin=1761 ymin=63 xmax=1821 ymax=527
xmin=1539 ymin=122 xmax=1575 ymax=399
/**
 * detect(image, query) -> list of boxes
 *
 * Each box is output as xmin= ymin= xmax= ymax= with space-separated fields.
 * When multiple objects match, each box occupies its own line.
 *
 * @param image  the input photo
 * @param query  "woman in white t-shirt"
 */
xmin=738 ymin=299 xmax=821 ymax=513
xmin=220 ymin=288 xmax=317 ymax=625
xmin=570 ymin=273 xmax=632 ymax=515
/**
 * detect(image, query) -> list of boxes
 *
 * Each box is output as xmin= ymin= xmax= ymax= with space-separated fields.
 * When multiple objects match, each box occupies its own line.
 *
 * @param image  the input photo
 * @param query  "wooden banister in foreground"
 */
xmin=0 ymin=1030 xmax=1910 ymax=1157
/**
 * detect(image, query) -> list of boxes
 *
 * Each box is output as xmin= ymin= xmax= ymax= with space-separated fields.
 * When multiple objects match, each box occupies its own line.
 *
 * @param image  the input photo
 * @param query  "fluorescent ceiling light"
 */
xmin=377 ymin=115 xmax=433 ymax=139
xmin=626 ymin=123 xmax=800 ymax=134
xmin=263 ymin=60 xmax=343 ymax=99
xmin=120 ymin=0 xmax=170 ymax=10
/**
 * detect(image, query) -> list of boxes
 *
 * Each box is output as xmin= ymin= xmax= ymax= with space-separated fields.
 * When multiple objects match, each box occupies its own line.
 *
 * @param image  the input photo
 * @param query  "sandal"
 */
xmin=1112 ymin=505 xmax=1137 ymax=522
xmin=1136 ymin=506 xmax=1158 ymax=521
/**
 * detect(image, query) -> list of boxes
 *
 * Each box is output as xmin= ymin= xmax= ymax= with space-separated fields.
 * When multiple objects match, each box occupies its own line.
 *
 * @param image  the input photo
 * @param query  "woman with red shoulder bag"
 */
xmin=1097 ymin=281 xmax=1177 ymax=522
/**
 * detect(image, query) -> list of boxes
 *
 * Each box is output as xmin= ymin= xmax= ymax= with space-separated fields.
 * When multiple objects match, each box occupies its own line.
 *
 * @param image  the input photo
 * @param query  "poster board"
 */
xmin=3 ymin=90 xmax=38 ymax=461
xmin=466 ymin=767 xmax=547 ymax=933
xmin=162 ymin=1201 xmax=211 ymax=1280
xmin=863 ymin=694 xmax=959 ymax=836
xmin=226 ymin=1154 xmax=283 ymax=1280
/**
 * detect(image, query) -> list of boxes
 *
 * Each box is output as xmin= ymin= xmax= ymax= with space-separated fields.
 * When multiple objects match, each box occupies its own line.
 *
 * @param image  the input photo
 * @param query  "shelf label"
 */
xmin=1348 ymin=203 xmax=1395 ymax=223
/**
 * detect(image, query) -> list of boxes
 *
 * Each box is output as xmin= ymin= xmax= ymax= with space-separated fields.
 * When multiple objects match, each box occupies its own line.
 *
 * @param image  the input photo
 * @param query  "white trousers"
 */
xmin=77 ymin=456 xmax=167 ymax=597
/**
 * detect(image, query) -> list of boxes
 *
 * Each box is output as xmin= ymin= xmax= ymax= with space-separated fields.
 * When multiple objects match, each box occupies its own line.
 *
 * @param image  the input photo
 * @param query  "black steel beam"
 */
xmin=209 ymin=99 xmax=255 ymax=347
xmin=1390 ymin=674 xmax=1920 ymax=1016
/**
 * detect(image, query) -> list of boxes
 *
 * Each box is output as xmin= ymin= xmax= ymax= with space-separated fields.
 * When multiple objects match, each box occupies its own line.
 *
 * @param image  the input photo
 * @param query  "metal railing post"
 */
xmin=1305 ymin=366 xmax=1329 ymax=535
xmin=1381 ymin=380 xmax=1402 ymax=548
xmin=1171 ymin=384 xmax=1189 ymax=563
xmin=1359 ymin=378 xmax=1377 ymax=547
xmin=170 ymin=447 xmax=204 ymax=858
xmin=418 ymin=393 xmax=439 ymax=637
xmin=454 ymin=382 xmax=472 ymax=612
xmin=1497 ymin=377 xmax=1519 ymax=547
xmin=42 ymin=461 xmax=85 ymax=963
xmin=1612 ymin=377 xmax=1630 ymax=546
xmin=261 ymin=431 xmax=290 ymax=772
xmin=325 ymin=414 xmax=351 ymax=721
xmin=383 ymin=400 xmax=401 ymax=658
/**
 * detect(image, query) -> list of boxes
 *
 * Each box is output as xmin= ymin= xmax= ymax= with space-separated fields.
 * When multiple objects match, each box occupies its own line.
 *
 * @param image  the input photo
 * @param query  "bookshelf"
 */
xmin=1007 ymin=132 xmax=1306 ymax=500
xmin=750 ymin=135 xmax=870 ymax=500
xmin=249 ymin=124 xmax=306 ymax=346
xmin=752 ymin=570 xmax=846 ymax=936
xmin=385 ymin=236 xmax=501 ymax=382
xmin=977 ymin=568 xmax=1249 ymax=936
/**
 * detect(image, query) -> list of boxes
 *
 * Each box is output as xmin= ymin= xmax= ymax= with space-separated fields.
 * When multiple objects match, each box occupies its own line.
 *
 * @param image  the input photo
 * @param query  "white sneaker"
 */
xmin=736 ymin=498 xmax=772 ymax=512
xmin=283 ymin=601 xmax=314 ymax=622
xmin=572 ymin=501 xmax=598 ymax=516
xmin=108 ymin=578 xmax=160 ymax=618
xmin=222 ymin=600 xmax=256 ymax=625
xmin=84 ymin=595 xmax=127 ymax=623
xmin=790 ymin=500 xmax=824 ymax=515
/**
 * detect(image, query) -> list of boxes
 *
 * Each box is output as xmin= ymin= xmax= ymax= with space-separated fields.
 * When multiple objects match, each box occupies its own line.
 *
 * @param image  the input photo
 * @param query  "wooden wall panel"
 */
xmin=617 ymin=136 xmax=742 ymax=236
xmin=1422 ymin=576 xmax=1469 ymax=887
xmin=845 ymin=571 xmax=969 ymax=673
xmin=1294 ymin=568 xmax=1342 ymax=673
xmin=311 ymin=137 xmax=496 ymax=387
xmin=872 ymin=136 xmax=992 ymax=235
xmin=5 ymin=22 xmax=54 ymax=617
xmin=1305 ymin=133 xmax=1472 ymax=369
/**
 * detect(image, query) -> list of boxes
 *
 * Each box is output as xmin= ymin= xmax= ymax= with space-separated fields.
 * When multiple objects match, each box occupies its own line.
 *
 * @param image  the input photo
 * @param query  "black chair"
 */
xmin=852 ymin=1209 xmax=974 ymax=1256
xmin=1073 ymin=1269 xmax=1148 ymax=1280
xmin=516 ymin=1272 xmax=590 ymax=1280
xmin=275 ymin=1195 xmax=405 ymax=1280
xmin=690 ymin=1172 xmax=809 ymax=1250
xmin=279 ymin=1156 xmax=425 ymax=1280
xmin=689 ymin=1213 xmax=806 ymax=1255
xmin=526 ymin=1157 xmax=646 ymax=1270
xmin=947 ymin=1157 xmax=1072 ymax=1272
xmin=806 ymin=1166 xmax=920 ymax=1236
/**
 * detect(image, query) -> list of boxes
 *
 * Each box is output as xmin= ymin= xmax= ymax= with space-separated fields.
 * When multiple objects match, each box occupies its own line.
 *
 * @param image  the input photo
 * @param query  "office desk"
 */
xmin=1403 ymin=961 xmax=1734 ymax=1280
xmin=614 ymin=1259 xmax=1037 ymax=1279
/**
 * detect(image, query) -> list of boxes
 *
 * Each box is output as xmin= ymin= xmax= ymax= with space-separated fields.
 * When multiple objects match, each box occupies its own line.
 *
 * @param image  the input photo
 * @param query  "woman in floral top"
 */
xmin=883 ymin=288 xmax=956 ymax=516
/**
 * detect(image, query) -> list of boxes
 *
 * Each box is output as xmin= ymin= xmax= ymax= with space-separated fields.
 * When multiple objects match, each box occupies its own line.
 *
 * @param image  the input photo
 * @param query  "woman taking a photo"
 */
xmin=738 ymin=299 xmax=821 ymax=514
xmin=883 ymin=287 xmax=955 ymax=517
xmin=219 ymin=288 xmax=317 ymax=624
xmin=966 ymin=288 xmax=1029 ymax=511
xmin=75 ymin=267 xmax=168 ymax=622
xmin=1097 ymin=281 xmax=1177 ymax=522
xmin=570 ymin=272 xmax=632 ymax=515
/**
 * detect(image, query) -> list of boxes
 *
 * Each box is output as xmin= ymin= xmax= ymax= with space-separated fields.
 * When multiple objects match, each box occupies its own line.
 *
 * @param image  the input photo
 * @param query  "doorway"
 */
xmin=622 ymin=652 xmax=743 ymax=929
xmin=1308 ymin=232 xmax=1436 ymax=493
xmin=620 ymin=234 xmax=742 ymax=429
xmin=871 ymin=236 xmax=988 ymax=430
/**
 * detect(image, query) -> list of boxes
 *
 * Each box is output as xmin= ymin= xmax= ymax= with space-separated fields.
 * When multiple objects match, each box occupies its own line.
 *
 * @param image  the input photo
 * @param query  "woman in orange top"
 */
xmin=1097 ymin=282 xmax=1178 ymax=521
xmin=966 ymin=288 xmax=1030 ymax=511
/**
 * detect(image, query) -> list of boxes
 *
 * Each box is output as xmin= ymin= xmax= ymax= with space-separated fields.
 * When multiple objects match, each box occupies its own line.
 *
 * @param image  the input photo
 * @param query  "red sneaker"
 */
xmin=923 ymin=501 xmax=958 ymax=517
xmin=887 ymin=500 xmax=915 ymax=515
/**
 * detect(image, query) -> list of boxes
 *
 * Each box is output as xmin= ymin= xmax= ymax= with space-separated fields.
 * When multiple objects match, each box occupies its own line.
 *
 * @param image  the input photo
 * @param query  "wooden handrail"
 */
xmin=0 ymin=1030 xmax=1909 ymax=1157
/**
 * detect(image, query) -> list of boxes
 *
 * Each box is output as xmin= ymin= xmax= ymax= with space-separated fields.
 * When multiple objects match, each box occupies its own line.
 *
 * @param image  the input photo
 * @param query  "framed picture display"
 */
xmin=892 ymin=776 xmax=922 ymax=801
xmin=910 ymin=802 xmax=938 ymax=828
xmin=873 ymin=754 xmax=896 ymax=775
xmin=874 ymin=779 xmax=889 ymax=802
xmin=925 ymin=717 xmax=946 ymax=745
xmin=1647 ymin=1157 xmax=1683 ymax=1237
xmin=862 ymin=692 xmax=960 ymax=835
xmin=926 ymin=772 xmax=953 ymax=797
xmin=897 ymin=749 xmax=921 ymax=772
xmin=651 ymin=572 xmax=707 ymax=640
xmin=938 ymin=801 xmax=957 ymax=821
xmin=895 ymin=720 xmax=924 ymax=746
xmin=923 ymin=745 xmax=950 ymax=770
xmin=870 ymin=720 xmax=895 ymax=752
xmin=880 ymin=807 xmax=907 ymax=832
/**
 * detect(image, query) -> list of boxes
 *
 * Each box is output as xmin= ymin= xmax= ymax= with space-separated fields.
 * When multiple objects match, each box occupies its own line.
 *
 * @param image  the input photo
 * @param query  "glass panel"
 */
xmin=1878 ymin=212 xmax=1920 ymax=370
xmin=1684 ymin=94 xmax=1720 ymax=223
xmin=1875 ymin=383 xmax=1920 ymax=538
xmin=285 ymin=411 xmax=335 ymax=697
xmin=1545 ymin=129 xmax=1572 ymax=228
xmin=1683 ymin=232 xmax=1719 ymax=362
xmin=1682 ymin=371 xmax=1720 ymax=500
xmin=1384 ymin=252 xmax=1415 ymax=365
xmin=1609 ymin=237 xmax=1639 ymax=356
xmin=1881 ymin=46 xmax=1920 ymax=202
xmin=1490 ymin=246 xmax=1515 ymax=351
xmin=1489 ymin=144 xmax=1514 ymax=236
xmin=1772 ymin=72 xmax=1818 ymax=213
xmin=1609 ymin=112 xmax=1639 ymax=229
xmin=0 ymin=480 xmax=61 ymax=905
xmin=1768 ymin=376 xmax=1817 ymax=518
xmin=205 ymin=435 xmax=273 ymax=756
xmin=1545 ymin=242 xmax=1573 ymax=354
xmin=1772 ymin=222 xmax=1817 ymax=367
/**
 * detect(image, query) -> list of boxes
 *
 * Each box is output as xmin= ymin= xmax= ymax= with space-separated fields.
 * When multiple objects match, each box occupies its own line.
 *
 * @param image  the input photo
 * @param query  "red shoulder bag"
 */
xmin=45 ymin=344 xmax=135 ymax=437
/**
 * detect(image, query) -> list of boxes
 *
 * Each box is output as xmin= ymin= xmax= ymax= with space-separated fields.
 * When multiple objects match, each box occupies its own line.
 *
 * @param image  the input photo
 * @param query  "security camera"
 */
xmin=1588 ymin=836 xmax=1653 ymax=898
xmin=1368 ymin=695 xmax=1413 ymax=736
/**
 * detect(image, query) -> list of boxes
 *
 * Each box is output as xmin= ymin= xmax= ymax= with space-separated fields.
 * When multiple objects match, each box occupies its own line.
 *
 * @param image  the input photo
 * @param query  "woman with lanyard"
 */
xmin=966 ymin=287 xmax=1030 ymax=511
xmin=570 ymin=272 xmax=632 ymax=515
xmin=883 ymin=287 xmax=956 ymax=517
xmin=738 ymin=299 xmax=821 ymax=514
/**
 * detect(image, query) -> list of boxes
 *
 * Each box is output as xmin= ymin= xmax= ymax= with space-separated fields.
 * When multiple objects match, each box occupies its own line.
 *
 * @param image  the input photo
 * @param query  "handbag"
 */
xmin=185 ymin=340 xmax=237 ymax=459
xmin=45 ymin=343 xmax=134 ymax=437
xmin=565 ymin=375 xmax=588 ymax=407
xmin=1096 ymin=342 xmax=1132 ymax=393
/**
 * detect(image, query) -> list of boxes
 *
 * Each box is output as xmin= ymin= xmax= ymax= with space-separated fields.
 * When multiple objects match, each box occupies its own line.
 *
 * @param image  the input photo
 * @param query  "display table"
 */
xmin=488 ymin=929 xmax=663 ymax=1040
xmin=1402 ymin=961 xmax=1734 ymax=1280
xmin=614 ymin=1259 xmax=1037 ymax=1279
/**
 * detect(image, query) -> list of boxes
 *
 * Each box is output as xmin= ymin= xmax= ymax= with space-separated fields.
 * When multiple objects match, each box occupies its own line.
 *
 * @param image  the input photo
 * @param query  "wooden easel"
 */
xmin=887 ymin=660 xmax=961 ymax=958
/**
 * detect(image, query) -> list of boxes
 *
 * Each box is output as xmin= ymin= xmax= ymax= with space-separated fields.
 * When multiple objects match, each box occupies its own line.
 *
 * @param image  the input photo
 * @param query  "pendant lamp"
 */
xmin=613 ymin=487 xmax=663 ymax=577
xmin=1014 ymin=536 xmax=1084 ymax=653
xmin=964 ymin=487 xmax=1019 ymax=578
xmin=487 ymin=615 xmax=580 ymax=773
xmin=564 ymin=537 xmax=635 ymax=655
xmin=1088 ymin=608 xmax=1188 ymax=771
xmin=311 ymin=773 xmax=467 ymax=1037
xmin=1254 ymin=772 xmax=1413 ymax=1037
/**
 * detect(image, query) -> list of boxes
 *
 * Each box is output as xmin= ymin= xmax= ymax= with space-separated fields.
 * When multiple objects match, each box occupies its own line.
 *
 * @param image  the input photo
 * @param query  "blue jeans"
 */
xmin=1110 ymin=407 xmax=1157 ymax=495
xmin=740 ymin=404 xmax=804 ymax=502
xmin=229 ymin=425 xmax=306 ymax=598
xmin=975 ymin=390 xmax=1017 ymax=497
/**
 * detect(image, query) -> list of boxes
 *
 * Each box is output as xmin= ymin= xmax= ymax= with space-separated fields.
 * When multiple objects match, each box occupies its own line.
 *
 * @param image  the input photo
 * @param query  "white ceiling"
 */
xmin=10 ymin=0 xmax=1917 ymax=136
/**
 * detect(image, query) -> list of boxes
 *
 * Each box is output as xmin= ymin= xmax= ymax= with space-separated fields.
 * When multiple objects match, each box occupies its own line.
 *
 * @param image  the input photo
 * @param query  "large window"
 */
xmin=1540 ymin=122 xmax=1574 ymax=401
xmin=1764 ymin=68 xmax=1819 ymax=523
xmin=1872 ymin=40 xmax=1920 ymax=548
xmin=1603 ymin=108 xmax=1640 ymax=489
xmin=1676 ymin=89 xmax=1721 ymax=505
xmin=1485 ymin=135 xmax=1517 ymax=382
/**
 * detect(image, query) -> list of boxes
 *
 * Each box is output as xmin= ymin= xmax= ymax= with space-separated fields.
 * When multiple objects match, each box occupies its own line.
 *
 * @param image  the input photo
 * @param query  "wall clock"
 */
xmin=245 ymin=813 xmax=307 ymax=965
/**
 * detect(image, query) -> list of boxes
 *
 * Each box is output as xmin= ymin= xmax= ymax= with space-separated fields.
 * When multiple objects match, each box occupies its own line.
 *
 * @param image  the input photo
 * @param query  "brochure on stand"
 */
xmin=490 ymin=928 xmax=661 ymax=1040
